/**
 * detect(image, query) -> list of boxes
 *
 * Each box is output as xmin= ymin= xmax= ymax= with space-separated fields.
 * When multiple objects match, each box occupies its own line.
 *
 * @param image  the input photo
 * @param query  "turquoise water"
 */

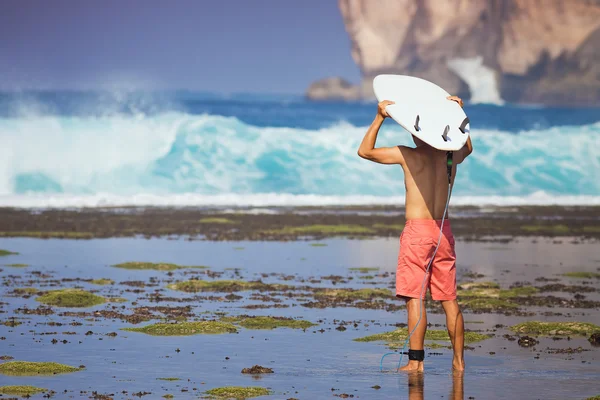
xmin=0 ymin=91 xmax=599 ymax=206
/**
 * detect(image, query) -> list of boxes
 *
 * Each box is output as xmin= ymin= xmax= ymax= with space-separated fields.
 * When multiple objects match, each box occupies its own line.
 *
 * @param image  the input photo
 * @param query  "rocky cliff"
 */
xmin=308 ymin=0 xmax=600 ymax=105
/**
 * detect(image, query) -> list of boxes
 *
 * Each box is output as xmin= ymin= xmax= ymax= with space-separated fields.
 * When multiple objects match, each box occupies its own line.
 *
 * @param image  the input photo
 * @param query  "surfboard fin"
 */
xmin=441 ymin=125 xmax=449 ymax=142
xmin=414 ymin=115 xmax=420 ymax=132
xmin=459 ymin=117 xmax=470 ymax=133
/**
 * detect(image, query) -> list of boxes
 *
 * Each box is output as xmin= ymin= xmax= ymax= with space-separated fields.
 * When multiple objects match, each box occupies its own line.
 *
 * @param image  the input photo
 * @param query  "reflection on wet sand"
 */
xmin=405 ymin=371 xmax=464 ymax=400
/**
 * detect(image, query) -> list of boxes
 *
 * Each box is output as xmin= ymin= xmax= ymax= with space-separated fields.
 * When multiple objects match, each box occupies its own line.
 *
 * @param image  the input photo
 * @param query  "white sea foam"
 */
xmin=0 ymin=192 xmax=598 ymax=209
xmin=447 ymin=56 xmax=504 ymax=105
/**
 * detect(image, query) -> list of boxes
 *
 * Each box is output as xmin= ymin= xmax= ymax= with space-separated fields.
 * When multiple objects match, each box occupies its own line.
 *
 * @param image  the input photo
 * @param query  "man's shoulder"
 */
xmin=397 ymin=145 xmax=416 ymax=153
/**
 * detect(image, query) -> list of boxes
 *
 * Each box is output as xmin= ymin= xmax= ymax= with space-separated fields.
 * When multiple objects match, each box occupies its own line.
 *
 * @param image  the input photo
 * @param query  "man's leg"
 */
xmin=399 ymin=297 xmax=426 ymax=372
xmin=441 ymin=300 xmax=464 ymax=371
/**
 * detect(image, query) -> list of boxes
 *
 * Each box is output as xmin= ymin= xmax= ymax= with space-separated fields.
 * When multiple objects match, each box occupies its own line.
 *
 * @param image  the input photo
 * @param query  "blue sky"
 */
xmin=0 ymin=0 xmax=361 ymax=93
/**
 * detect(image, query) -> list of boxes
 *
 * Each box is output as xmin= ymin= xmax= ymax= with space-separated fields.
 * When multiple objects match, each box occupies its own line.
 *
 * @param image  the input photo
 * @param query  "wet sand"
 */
xmin=0 ymin=232 xmax=599 ymax=399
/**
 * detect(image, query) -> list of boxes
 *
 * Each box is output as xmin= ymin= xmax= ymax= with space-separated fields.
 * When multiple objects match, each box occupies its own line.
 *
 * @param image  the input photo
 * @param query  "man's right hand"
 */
xmin=377 ymin=100 xmax=395 ymax=118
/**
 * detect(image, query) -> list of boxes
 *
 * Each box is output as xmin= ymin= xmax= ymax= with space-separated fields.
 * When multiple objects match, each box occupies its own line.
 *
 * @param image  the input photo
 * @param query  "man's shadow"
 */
xmin=403 ymin=371 xmax=464 ymax=400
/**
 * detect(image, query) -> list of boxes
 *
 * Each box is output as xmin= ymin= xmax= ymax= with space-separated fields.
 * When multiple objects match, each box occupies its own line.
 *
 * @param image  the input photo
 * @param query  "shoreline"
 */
xmin=0 ymin=205 xmax=598 ymax=241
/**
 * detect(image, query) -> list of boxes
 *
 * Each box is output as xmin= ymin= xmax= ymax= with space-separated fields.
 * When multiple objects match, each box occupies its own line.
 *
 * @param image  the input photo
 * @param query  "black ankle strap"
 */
xmin=408 ymin=349 xmax=425 ymax=361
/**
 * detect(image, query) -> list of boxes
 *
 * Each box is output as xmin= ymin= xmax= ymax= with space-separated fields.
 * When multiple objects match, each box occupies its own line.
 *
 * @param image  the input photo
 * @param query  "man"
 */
xmin=357 ymin=96 xmax=472 ymax=372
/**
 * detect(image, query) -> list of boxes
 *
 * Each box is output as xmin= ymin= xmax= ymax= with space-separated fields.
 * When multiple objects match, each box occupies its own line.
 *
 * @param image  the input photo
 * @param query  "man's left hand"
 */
xmin=447 ymin=95 xmax=464 ymax=108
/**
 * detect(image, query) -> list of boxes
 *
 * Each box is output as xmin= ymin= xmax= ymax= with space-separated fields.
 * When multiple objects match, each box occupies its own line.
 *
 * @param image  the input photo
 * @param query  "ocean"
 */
xmin=1 ymin=90 xmax=599 ymax=208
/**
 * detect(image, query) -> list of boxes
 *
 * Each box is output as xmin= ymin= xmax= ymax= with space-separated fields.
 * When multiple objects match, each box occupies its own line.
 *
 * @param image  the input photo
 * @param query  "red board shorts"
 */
xmin=396 ymin=219 xmax=457 ymax=301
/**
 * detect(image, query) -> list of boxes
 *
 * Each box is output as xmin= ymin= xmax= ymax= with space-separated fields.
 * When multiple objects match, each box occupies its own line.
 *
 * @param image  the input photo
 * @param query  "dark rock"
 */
xmin=241 ymin=365 xmax=274 ymax=374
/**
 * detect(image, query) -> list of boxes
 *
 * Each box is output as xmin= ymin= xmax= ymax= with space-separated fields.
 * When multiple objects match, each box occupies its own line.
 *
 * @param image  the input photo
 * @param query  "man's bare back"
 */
xmin=358 ymin=97 xmax=472 ymax=220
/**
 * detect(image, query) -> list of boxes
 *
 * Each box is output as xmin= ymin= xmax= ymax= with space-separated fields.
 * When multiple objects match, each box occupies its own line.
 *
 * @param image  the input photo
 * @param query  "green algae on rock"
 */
xmin=354 ymin=328 xmax=491 ymax=345
xmin=122 ymin=321 xmax=238 ymax=336
xmin=510 ymin=321 xmax=600 ymax=336
xmin=14 ymin=288 xmax=38 ymax=294
xmin=205 ymin=386 xmax=272 ymax=399
xmin=0 ymin=361 xmax=82 ymax=375
xmin=4 ymin=263 xmax=29 ymax=267
xmin=0 ymin=231 xmax=93 ymax=239
xmin=222 ymin=316 xmax=315 ymax=330
xmin=90 ymin=279 xmax=114 ymax=285
xmin=314 ymin=288 xmax=391 ymax=301
xmin=107 ymin=297 xmax=128 ymax=303
xmin=167 ymin=279 xmax=291 ymax=293
xmin=199 ymin=217 xmax=236 ymax=224
xmin=520 ymin=224 xmax=570 ymax=234
xmin=458 ymin=285 xmax=537 ymax=298
xmin=373 ymin=223 xmax=405 ymax=231
xmin=36 ymin=289 xmax=106 ymax=308
xmin=0 ymin=385 xmax=48 ymax=396
xmin=562 ymin=272 xmax=600 ymax=279
xmin=0 ymin=249 xmax=18 ymax=256
xmin=1 ymin=319 xmax=22 ymax=327
xmin=459 ymin=297 xmax=518 ymax=311
xmin=458 ymin=282 xmax=499 ymax=290
xmin=265 ymin=224 xmax=375 ymax=235
xmin=112 ymin=261 xmax=209 ymax=271
xmin=348 ymin=267 xmax=380 ymax=273
xmin=157 ymin=377 xmax=180 ymax=381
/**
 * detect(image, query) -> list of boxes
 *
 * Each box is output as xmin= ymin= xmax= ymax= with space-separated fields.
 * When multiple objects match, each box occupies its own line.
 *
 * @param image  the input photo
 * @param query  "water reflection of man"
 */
xmin=404 ymin=371 xmax=464 ymax=400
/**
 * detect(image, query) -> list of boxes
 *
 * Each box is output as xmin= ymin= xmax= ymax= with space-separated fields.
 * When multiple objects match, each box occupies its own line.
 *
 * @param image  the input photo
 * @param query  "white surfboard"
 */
xmin=373 ymin=75 xmax=470 ymax=151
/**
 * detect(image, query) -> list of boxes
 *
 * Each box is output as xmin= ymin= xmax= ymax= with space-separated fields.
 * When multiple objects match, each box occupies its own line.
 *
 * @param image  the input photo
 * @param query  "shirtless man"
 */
xmin=357 ymin=96 xmax=472 ymax=372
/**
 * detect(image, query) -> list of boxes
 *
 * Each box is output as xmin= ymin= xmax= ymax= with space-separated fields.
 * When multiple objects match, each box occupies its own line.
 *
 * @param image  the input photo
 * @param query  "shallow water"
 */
xmin=0 ymin=237 xmax=599 ymax=399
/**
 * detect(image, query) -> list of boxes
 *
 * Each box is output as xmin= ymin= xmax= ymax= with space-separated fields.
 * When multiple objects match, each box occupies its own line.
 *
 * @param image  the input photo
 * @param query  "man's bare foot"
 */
xmin=398 ymin=360 xmax=424 ymax=372
xmin=452 ymin=358 xmax=465 ymax=371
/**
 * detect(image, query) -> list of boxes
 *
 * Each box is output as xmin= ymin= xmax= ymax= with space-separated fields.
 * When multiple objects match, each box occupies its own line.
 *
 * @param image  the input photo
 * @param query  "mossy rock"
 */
xmin=354 ymin=328 xmax=491 ymax=345
xmin=426 ymin=342 xmax=450 ymax=349
xmin=310 ymin=243 xmax=328 ymax=247
xmin=90 ymin=279 xmax=114 ymax=285
xmin=222 ymin=316 xmax=315 ymax=330
xmin=167 ymin=280 xmax=290 ymax=293
xmin=157 ymin=377 xmax=180 ymax=381
xmin=314 ymin=288 xmax=391 ymax=301
xmin=458 ymin=282 xmax=499 ymax=290
xmin=459 ymin=297 xmax=518 ymax=311
xmin=458 ymin=285 xmax=537 ymax=299
xmin=562 ymin=272 xmax=600 ymax=279
xmin=0 ymin=361 xmax=82 ymax=375
xmin=0 ymin=385 xmax=48 ymax=395
xmin=107 ymin=297 xmax=128 ymax=303
xmin=4 ymin=263 xmax=29 ymax=267
xmin=205 ymin=386 xmax=272 ymax=399
xmin=199 ymin=217 xmax=236 ymax=224
xmin=122 ymin=321 xmax=238 ymax=336
xmin=0 ymin=249 xmax=18 ymax=256
xmin=348 ymin=267 xmax=379 ymax=273
xmin=373 ymin=223 xmax=405 ymax=231
xmin=521 ymin=224 xmax=570 ymax=234
xmin=510 ymin=321 xmax=600 ymax=336
xmin=112 ymin=262 xmax=208 ymax=271
xmin=264 ymin=224 xmax=375 ymax=235
xmin=36 ymin=289 xmax=105 ymax=308
xmin=1 ymin=319 xmax=22 ymax=327
xmin=0 ymin=231 xmax=93 ymax=239
xmin=14 ymin=288 xmax=38 ymax=294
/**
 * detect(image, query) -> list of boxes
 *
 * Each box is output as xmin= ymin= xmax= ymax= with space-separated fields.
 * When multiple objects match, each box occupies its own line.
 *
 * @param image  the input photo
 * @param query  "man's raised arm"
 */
xmin=447 ymin=95 xmax=473 ymax=164
xmin=357 ymin=100 xmax=406 ymax=165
